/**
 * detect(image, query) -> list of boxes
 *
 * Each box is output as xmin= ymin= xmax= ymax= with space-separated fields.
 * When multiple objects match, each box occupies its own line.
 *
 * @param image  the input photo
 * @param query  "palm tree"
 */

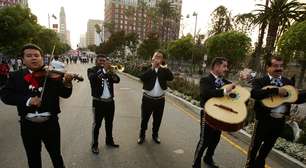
xmin=156 ymin=0 xmax=176 ymax=42
xmin=248 ymin=0 xmax=269 ymax=72
xmin=209 ymin=5 xmax=233 ymax=36
xmin=254 ymin=0 xmax=305 ymax=62
xmin=137 ymin=0 xmax=148 ymax=40
xmin=125 ymin=7 xmax=135 ymax=34
xmin=146 ymin=7 xmax=158 ymax=34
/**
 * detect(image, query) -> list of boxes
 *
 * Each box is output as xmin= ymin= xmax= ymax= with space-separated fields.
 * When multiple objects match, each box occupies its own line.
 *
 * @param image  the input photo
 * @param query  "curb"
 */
xmin=121 ymin=72 xmax=305 ymax=168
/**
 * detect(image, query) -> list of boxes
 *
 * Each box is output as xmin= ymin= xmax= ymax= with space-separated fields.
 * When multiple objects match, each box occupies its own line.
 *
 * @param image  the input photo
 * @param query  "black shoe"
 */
xmin=137 ymin=136 xmax=145 ymax=144
xmin=203 ymin=158 xmax=219 ymax=168
xmin=152 ymin=136 xmax=161 ymax=144
xmin=91 ymin=146 xmax=99 ymax=154
xmin=106 ymin=141 xmax=120 ymax=148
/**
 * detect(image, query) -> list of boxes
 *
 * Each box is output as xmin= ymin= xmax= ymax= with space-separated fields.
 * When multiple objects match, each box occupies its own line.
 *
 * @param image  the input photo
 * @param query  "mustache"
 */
xmin=274 ymin=70 xmax=282 ymax=73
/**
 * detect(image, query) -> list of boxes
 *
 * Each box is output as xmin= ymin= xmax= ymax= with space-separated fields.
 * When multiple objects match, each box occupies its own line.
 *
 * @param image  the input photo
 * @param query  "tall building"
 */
xmin=58 ymin=6 xmax=70 ymax=45
xmin=0 ymin=0 xmax=28 ymax=7
xmin=66 ymin=30 xmax=71 ymax=46
xmin=104 ymin=0 xmax=182 ymax=41
xmin=86 ymin=19 xmax=103 ymax=46
xmin=78 ymin=34 xmax=87 ymax=48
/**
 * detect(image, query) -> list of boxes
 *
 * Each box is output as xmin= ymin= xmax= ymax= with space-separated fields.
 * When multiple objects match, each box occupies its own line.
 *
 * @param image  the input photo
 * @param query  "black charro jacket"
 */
xmin=87 ymin=66 xmax=120 ymax=99
xmin=200 ymin=73 xmax=231 ymax=108
xmin=140 ymin=67 xmax=173 ymax=91
xmin=1 ymin=68 xmax=72 ymax=117
xmin=251 ymin=75 xmax=306 ymax=120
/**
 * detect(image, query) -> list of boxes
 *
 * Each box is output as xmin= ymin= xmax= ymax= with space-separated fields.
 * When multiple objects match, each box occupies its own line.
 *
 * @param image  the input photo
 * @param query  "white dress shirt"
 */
xmin=101 ymin=68 xmax=111 ymax=99
xmin=145 ymin=68 xmax=165 ymax=97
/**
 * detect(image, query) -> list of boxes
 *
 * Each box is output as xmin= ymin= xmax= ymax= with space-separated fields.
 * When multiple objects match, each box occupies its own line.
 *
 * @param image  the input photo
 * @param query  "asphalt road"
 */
xmin=0 ymin=63 xmax=287 ymax=168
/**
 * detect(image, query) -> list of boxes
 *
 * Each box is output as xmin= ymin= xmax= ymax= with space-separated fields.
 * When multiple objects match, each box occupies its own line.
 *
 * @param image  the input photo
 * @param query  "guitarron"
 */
xmin=204 ymin=85 xmax=250 ymax=132
xmin=261 ymin=85 xmax=298 ymax=108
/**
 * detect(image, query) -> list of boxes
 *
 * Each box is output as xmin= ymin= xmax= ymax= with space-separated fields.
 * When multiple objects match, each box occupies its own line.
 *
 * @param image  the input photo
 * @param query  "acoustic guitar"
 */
xmin=204 ymin=85 xmax=250 ymax=132
xmin=261 ymin=85 xmax=298 ymax=108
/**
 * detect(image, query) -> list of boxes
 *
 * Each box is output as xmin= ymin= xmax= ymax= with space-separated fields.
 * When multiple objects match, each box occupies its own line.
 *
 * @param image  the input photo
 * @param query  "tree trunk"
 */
xmin=249 ymin=22 xmax=267 ymax=73
xmin=297 ymin=61 xmax=306 ymax=88
xmin=265 ymin=20 xmax=279 ymax=61
xmin=248 ymin=0 xmax=269 ymax=74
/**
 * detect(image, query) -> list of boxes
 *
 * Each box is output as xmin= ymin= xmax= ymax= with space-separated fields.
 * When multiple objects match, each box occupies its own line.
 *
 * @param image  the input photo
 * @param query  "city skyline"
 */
xmin=27 ymin=0 xmax=301 ymax=49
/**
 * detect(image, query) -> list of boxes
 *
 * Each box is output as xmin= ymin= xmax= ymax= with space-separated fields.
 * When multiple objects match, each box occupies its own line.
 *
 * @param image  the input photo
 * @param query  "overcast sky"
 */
xmin=28 ymin=0 xmax=271 ymax=49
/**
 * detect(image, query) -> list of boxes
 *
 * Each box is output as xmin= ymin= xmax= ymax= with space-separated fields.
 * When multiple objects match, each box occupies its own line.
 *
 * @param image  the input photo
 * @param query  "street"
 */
xmin=0 ymin=64 xmax=287 ymax=168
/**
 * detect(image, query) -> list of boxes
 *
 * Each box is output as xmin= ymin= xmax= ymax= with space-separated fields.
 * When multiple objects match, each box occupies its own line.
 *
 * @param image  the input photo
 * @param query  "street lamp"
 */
xmin=186 ymin=12 xmax=198 ymax=73
xmin=186 ymin=12 xmax=198 ymax=40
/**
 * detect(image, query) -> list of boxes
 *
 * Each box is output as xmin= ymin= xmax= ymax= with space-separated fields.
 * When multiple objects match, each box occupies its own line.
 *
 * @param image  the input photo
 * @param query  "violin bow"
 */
xmin=40 ymin=45 xmax=56 ymax=100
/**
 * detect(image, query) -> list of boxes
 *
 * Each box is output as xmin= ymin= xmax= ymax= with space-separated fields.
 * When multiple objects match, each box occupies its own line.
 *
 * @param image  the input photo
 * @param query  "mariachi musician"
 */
xmin=87 ymin=54 xmax=120 ymax=155
xmin=137 ymin=50 xmax=173 ymax=144
xmin=246 ymin=56 xmax=306 ymax=168
xmin=1 ymin=44 xmax=74 ymax=168
xmin=193 ymin=57 xmax=236 ymax=168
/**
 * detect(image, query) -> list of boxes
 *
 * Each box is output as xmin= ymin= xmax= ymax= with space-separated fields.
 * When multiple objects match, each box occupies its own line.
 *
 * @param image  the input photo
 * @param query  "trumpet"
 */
xmin=160 ymin=60 xmax=168 ymax=68
xmin=110 ymin=64 xmax=125 ymax=72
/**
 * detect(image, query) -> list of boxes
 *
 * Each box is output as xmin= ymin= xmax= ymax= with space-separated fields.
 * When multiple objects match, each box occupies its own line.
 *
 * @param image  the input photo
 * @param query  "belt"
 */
xmin=143 ymin=93 xmax=165 ymax=100
xmin=93 ymin=97 xmax=113 ymax=102
xmin=25 ymin=112 xmax=51 ymax=123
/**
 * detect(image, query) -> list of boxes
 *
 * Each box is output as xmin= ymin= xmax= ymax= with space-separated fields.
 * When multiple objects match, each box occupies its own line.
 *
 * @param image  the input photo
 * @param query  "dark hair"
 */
xmin=21 ymin=43 xmax=43 ymax=57
xmin=210 ymin=57 xmax=228 ymax=69
xmin=96 ymin=54 xmax=107 ymax=59
xmin=154 ymin=50 xmax=166 ymax=59
xmin=266 ymin=56 xmax=283 ymax=67
xmin=54 ymin=55 xmax=59 ymax=60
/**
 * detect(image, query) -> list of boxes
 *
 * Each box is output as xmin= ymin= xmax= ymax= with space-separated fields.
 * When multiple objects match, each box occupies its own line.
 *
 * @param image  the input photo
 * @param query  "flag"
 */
xmin=52 ymin=24 xmax=58 ymax=29
xmin=52 ymin=14 xmax=57 ymax=19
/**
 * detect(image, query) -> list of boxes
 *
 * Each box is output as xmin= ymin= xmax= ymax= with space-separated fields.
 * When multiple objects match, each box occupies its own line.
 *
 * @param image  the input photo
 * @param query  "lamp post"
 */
xmin=187 ymin=12 xmax=198 ymax=73
xmin=192 ymin=12 xmax=198 ymax=40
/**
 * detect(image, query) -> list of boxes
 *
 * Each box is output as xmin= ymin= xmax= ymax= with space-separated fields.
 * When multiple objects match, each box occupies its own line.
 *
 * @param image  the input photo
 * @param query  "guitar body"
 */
xmin=261 ymin=85 xmax=298 ymax=108
xmin=204 ymin=85 xmax=250 ymax=132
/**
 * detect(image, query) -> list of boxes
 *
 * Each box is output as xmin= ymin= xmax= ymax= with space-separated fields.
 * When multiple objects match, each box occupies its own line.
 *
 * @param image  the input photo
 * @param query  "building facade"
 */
xmin=59 ymin=7 xmax=67 ymax=44
xmin=78 ymin=34 xmax=87 ymax=48
xmin=86 ymin=19 xmax=103 ymax=46
xmin=58 ymin=6 xmax=71 ymax=45
xmin=104 ymin=0 xmax=182 ymax=42
xmin=0 ymin=0 xmax=28 ymax=7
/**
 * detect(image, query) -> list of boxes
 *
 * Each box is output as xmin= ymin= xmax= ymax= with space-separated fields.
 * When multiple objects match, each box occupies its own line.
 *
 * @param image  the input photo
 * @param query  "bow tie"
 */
xmin=271 ymin=78 xmax=283 ymax=87
xmin=215 ymin=78 xmax=224 ymax=88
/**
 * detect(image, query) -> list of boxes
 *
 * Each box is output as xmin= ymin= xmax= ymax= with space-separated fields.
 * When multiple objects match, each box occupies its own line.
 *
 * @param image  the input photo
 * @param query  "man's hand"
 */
xmin=225 ymin=83 xmax=236 ymax=94
xmin=63 ymin=73 xmax=74 ymax=83
xmin=63 ymin=73 xmax=73 ymax=88
xmin=30 ymin=96 xmax=41 ymax=107
xmin=151 ymin=59 xmax=159 ymax=69
xmin=278 ymin=87 xmax=288 ymax=97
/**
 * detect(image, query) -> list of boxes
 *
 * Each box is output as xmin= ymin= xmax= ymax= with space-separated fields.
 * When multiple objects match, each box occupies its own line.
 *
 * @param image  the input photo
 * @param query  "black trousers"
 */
xmin=20 ymin=117 xmax=65 ymax=168
xmin=92 ymin=100 xmax=115 ymax=146
xmin=193 ymin=110 xmax=221 ymax=168
xmin=139 ymin=96 xmax=165 ymax=137
xmin=246 ymin=117 xmax=284 ymax=168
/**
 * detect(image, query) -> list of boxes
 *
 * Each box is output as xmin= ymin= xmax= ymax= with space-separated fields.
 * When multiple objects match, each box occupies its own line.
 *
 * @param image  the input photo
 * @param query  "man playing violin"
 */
xmin=246 ymin=56 xmax=306 ymax=168
xmin=87 ymin=54 xmax=120 ymax=154
xmin=193 ymin=57 xmax=236 ymax=168
xmin=1 ymin=44 xmax=74 ymax=168
xmin=137 ymin=50 xmax=173 ymax=144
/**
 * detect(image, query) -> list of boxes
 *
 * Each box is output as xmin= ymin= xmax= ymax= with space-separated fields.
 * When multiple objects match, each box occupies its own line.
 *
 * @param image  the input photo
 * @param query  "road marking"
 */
xmin=167 ymin=98 xmax=272 ymax=168
xmin=173 ymin=149 xmax=185 ymax=154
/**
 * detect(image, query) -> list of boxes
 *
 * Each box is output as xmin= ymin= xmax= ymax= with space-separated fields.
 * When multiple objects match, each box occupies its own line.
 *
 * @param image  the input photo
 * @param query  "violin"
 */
xmin=32 ymin=66 xmax=84 ymax=82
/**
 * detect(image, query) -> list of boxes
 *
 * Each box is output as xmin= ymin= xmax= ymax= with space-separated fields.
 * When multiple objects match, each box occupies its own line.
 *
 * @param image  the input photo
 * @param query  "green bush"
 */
xmin=168 ymin=76 xmax=200 ymax=101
